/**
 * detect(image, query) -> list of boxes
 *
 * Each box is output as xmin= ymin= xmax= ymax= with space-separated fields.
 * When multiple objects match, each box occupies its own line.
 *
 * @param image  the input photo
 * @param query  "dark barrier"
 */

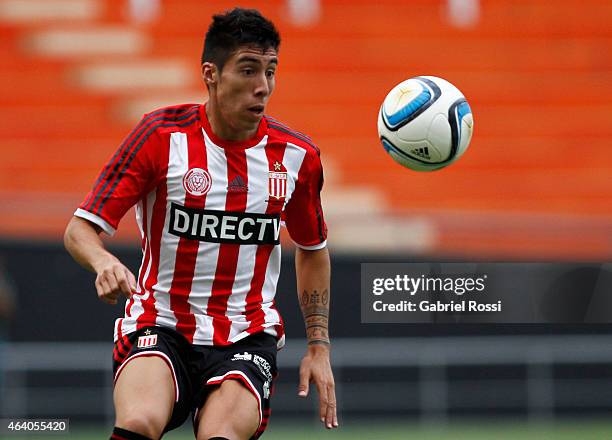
xmin=1 ymin=241 xmax=611 ymax=342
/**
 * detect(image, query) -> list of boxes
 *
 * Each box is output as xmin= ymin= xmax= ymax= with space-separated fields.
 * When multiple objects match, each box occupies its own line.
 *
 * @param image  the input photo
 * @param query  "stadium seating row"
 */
xmin=1 ymin=0 xmax=611 ymax=257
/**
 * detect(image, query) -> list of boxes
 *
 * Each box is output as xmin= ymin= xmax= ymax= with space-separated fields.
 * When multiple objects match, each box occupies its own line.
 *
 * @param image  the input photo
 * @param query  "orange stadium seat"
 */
xmin=0 ymin=0 xmax=611 ymax=258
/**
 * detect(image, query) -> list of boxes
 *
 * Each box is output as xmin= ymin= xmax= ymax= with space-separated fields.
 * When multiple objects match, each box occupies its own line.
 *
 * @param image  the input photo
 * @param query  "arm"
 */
xmin=64 ymin=113 xmax=161 ymax=304
xmin=295 ymin=246 xmax=338 ymax=429
xmin=64 ymin=216 xmax=136 ymax=305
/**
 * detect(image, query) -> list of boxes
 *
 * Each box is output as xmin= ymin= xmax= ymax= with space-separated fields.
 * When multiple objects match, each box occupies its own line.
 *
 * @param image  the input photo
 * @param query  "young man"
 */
xmin=64 ymin=8 xmax=337 ymax=440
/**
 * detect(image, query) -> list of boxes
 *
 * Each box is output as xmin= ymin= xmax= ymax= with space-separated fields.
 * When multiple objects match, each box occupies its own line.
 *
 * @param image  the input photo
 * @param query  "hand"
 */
xmin=93 ymin=256 xmax=136 ymax=305
xmin=298 ymin=344 xmax=338 ymax=429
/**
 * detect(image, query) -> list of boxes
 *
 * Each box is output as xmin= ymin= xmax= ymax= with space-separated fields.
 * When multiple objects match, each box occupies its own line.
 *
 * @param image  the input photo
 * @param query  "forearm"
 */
xmin=64 ymin=216 xmax=118 ymax=273
xmin=296 ymin=247 xmax=331 ymax=346
xmin=65 ymin=216 xmax=135 ymax=304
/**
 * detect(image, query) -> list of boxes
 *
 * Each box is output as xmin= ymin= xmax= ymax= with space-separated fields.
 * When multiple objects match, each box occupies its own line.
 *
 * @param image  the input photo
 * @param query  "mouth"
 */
xmin=247 ymin=105 xmax=265 ymax=116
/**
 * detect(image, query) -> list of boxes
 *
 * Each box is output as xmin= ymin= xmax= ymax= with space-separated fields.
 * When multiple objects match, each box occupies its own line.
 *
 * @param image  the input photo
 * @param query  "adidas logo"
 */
xmin=227 ymin=175 xmax=248 ymax=193
xmin=411 ymin=147 xmax=431 ymax=159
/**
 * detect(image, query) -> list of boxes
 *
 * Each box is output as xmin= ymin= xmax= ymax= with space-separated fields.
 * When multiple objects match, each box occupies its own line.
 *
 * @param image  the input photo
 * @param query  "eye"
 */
xmin=242 ymin=68 xmax=255 ymax=76
xmin=266 ymin=70 xmax=276 ymax=78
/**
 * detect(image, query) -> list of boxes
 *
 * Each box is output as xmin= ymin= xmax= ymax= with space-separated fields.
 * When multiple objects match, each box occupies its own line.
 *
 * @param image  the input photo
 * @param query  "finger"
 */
xmin=105 ymin=270 xmax=120 ymax=295
xmin=117 ymin=275 xmax=132 ymax=297
xmin=126 ymin=269 xmax=137 ymax=292
xmin=97 ymin=278 xmax=117 ymax=305
xmin=316 ymin=381 xmax=328 ymax=424
xmin=97 ymin=277 xmax=110 ymax=297
xmin=326 ymin=383 xmax=338 ymax=428
xmin=113 ymin=266 xmax=132 ymax=297
xmin=94 ymin=279 xmax=105 ymax=301
xmin=298 ymin=366 xmax=310 ymax=397
xmin=100 ymin=275 xmax=117 ymax=300
xmin=333 ymin=398 xmax=339 ymax=428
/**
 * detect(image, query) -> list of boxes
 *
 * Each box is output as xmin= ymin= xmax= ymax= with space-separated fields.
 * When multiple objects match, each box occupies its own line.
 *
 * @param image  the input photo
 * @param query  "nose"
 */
xmin=254 ymin=72 xmax=270 ymax=97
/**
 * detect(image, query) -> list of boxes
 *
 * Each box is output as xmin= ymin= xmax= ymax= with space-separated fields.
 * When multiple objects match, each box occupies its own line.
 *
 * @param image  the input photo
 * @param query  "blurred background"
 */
xmin=1 ymin=0 xmax=612 ymax=438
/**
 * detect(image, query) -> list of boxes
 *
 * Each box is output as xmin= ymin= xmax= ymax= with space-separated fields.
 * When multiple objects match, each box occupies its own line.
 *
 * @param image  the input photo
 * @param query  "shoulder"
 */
xmin=264 ymin=115 xmax=320 ymax=157
xmin=140 ymin=103 xmax=201 ymax=134
xmin=123 ymin=104 xmax=200 ymax=158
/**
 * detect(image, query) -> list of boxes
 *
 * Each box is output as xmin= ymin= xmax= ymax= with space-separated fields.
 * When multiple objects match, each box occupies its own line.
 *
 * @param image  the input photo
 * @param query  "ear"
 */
xmin=202 ymin=62 xmax=217 ymax=87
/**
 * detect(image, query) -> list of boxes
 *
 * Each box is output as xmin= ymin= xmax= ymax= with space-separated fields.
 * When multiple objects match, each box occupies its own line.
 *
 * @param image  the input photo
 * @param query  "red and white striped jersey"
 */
xmin=75 ymin=104 xmax=327 ymax=348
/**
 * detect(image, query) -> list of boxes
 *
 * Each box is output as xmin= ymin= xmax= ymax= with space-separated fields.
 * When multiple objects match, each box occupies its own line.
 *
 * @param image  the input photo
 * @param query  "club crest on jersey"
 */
xmin=183 ymin=168 xmax=212 ymax=196
xmin=137 ymin=331 xmax=158 ymax=349
xmin=268 ymin=161 xmax=287 ymax=200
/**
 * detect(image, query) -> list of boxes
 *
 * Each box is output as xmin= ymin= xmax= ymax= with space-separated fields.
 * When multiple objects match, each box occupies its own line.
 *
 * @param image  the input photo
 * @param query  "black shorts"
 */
xmin=113 ymin=326 xmax=278 ymax=438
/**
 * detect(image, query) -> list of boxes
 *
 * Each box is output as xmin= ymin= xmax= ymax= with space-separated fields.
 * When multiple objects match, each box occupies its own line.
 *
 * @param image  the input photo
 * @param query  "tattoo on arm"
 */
xmin=300 ymin=289 xmax=330 ymax=346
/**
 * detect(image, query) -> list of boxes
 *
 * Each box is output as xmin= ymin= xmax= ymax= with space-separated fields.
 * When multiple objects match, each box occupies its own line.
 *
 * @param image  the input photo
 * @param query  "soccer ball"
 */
xmin=377 ymin=76 xmax=474 ymax=171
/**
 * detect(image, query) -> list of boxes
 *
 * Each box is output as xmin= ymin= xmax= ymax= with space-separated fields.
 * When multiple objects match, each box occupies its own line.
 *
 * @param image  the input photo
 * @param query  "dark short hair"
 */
xmin=202 ymin=8 xmax=280 ymax=72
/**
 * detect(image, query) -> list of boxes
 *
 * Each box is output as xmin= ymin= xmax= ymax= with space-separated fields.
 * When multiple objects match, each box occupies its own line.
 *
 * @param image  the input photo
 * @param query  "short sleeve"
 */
xmin=75 ymin=115 xmax=160 ymax=235
xmin=283 ymin=148 xmax=328 ymax=249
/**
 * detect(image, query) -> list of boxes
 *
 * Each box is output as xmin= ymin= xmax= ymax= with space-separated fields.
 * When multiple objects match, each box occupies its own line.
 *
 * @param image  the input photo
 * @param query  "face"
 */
xmin=204 ymin=45 xmax=278 ymax=138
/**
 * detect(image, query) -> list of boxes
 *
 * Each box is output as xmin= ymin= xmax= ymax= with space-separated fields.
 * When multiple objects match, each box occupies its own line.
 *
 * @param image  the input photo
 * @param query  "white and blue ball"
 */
xmin=377 ymin=76 xmax=474 ymax=171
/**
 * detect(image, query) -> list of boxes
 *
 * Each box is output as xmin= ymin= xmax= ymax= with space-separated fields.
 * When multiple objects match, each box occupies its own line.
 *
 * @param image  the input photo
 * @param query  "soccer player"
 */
xmin=64 ymin=8 xmax=336 ymax=440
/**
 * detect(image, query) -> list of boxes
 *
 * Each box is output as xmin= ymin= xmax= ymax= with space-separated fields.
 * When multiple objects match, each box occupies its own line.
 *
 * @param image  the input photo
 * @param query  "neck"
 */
xmin=205 ymin=98 xmax=258 ymax=142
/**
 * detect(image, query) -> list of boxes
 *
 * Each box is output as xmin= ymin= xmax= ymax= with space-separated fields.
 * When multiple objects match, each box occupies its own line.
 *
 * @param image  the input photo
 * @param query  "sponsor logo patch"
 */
xmin=227 ymin=175 xmax=248 ymax=193
xmin=231 ymin=351 xmax=273 ymax=382
xmin=169 ymin=203 xmax=281 ymax=245
xmin=231 ymin=351 xmax=253 ymax=361
xmin=183 ymin=168 xmax=212 ymax=196
xmin=253 ymin=354 xmax=273 ymax=381
xmin=263 ymin=380 xmax=270 ymax=399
